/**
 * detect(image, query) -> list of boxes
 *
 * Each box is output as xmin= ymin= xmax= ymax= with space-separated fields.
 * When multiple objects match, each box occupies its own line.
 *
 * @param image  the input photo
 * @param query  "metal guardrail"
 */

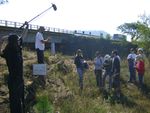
xmin=0 ymin=20 xmax=101 ymax=38
xmin=0 ymin=20 xmax=74 ymax=34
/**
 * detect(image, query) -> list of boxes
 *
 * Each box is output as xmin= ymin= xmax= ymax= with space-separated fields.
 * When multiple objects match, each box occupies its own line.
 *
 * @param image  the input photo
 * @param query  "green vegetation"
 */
xmin=1 ymin=50 xmax=150 ymax=113
xmin=33 ymin=94 xmax=54 ymax=113
xmin=118 ymin=13 xmax=150 ymax=55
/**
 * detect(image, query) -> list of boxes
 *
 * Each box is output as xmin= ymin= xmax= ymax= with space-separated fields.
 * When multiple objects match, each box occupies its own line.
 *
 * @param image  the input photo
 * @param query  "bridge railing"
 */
xmin=0 ymin=20 xmax=101 ymax=38
xmin=0 ymin=20 xmax=74 ymax=34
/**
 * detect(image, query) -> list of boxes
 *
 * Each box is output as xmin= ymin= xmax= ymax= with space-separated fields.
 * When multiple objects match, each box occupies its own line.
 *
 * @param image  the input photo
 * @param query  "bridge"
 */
xmin=0 ymin=20 xmax=99 ymax=54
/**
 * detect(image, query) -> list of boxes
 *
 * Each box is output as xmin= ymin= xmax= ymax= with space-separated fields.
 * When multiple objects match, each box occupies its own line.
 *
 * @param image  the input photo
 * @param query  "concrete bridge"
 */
xmin=0 ymin=20 xmax=77 ymax=54
xmin=0 ymin=20 xmax=99 ymax=54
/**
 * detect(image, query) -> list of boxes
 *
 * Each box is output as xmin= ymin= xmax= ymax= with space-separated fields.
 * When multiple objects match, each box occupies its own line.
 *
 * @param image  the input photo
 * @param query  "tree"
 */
xmin=117 ymin=22 xmax=141 ymax=41
xmin=117 ymin=13 xmax=150 ymax=55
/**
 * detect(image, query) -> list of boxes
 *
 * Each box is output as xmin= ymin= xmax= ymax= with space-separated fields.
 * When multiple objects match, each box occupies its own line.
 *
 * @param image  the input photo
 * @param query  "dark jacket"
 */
xmin=74 ymin=55 xmax=84 ymax=69
xmin=1 ymin=44 xmax=23 ymax=78
xmin=112 ymin=56 xmax=120 ymax=74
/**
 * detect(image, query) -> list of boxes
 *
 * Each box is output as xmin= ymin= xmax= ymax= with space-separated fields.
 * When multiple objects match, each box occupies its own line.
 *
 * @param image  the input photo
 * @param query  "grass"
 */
xmin=33 ymin=93 xmax=54 ymax=113
xmin=1 ymin=50 xmax=150 ymax=113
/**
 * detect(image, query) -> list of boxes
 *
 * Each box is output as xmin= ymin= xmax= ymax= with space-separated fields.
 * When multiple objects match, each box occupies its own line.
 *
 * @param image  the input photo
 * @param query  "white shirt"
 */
xmin=35 ymin=32 xmax=45 ymax=50
xmin=127 ymin=53 xmax=136 ymax=60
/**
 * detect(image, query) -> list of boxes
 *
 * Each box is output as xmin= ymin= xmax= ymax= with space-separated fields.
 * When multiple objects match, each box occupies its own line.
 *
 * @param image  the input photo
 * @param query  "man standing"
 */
xmin=35 ymin=26 xmax=49 ymax=63
xmin=112 ymin=50 xmax=121 ymax=97
xmin=35 ymin=26 xmax=49 ymax=87
xmin=127 ymin=48 xmax=137 ymax=83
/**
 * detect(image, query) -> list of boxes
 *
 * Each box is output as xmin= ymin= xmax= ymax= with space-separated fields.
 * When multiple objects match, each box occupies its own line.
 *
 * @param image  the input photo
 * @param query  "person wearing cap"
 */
xmin=111 ymin=50 xmax=121 ymax=97
xmin=103 ymin=54 xmax=112 ymax=90
xmin=0 ymin=23 xmax=28 ymax=113
xmin=93 ymin=51 xmax=104 ymax=90
xmin=127 ymin=48 xmax=137 ymax=83
xmin=74 ymin=49 xmax=85 ymax=90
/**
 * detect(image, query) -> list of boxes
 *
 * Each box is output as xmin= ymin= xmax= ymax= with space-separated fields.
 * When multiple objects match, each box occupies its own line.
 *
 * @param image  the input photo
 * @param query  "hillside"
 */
xmin=0 ymin=50 xmax=150 ymax=113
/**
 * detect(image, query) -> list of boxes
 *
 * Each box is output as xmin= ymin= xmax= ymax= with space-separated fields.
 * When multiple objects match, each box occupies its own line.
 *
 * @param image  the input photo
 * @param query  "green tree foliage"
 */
xmin=117 ymin=14 xmax=150 ymax=55
xmin=117 ymin=22 xmax=141 ymax=41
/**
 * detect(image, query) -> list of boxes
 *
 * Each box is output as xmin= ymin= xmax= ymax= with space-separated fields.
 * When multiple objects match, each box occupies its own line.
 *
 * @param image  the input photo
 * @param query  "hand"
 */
xmin=47 ymin=37 xmax=51 ymax=41
xmin=24 ymin=21 xmax=29 ymax=28
xmin=20 ymin=21 xmax=29 ymax=29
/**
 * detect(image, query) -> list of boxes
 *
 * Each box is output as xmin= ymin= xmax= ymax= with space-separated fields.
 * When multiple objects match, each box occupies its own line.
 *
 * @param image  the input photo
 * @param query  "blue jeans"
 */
xmin=77 ymin=68 xmax=84 ymax=89
xmin=36 ymin=49 xmax=44 ymax=64
xmin=138 ymin=73 xmax=144 ymax=88
xmin=129 ymin=66 xmax=136 ymax=82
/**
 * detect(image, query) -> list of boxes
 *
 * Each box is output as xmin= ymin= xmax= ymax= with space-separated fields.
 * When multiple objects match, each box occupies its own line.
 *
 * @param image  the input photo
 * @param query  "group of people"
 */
xmin=127 ymin=48 xmax=145 ymax=89
xmin=74 ymin=49 xmax=121 ymax=96
xmin=0 ymin=22 xmax=146 ymax=113
xmin=74 ymin=47 xmax=146 ymax=97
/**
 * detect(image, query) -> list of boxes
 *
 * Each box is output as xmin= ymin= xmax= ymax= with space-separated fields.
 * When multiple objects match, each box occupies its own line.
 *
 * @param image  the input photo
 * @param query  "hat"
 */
xmin=104 ymin=54 xmax=111 ymax=61
xmin=138 ymin=48 xmax=143 ymax=52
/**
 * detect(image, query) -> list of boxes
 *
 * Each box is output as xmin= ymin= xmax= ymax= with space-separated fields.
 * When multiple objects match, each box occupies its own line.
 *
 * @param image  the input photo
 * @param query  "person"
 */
xmin=102 ymin=54 xmax=112 ymax=91
xmin=111 ymin=50 xmax=121 ymax=97
xmin=0 ymin=22 xmax=28 ymax=113
xmin=127 ymin=48 xmax=137 ymax=83
xmin=135 ymin=55 xmax=145 ymax=90
xmin=74 ymin=49 xmax=85 ymax=90
xmin=35 ymin=26 xmax=50 ymax=63
xmin=93 ymin=51 xmax=103 ymax=90
xmin=35 ymin=26 xmax=50 ymax=87
xmin=136 ymin=48 xmax=145 ymax=61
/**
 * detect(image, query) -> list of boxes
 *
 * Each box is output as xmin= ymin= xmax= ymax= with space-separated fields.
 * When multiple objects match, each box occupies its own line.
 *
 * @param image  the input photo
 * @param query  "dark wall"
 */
xmin=58 ymin=36 xmax=137 ymax=59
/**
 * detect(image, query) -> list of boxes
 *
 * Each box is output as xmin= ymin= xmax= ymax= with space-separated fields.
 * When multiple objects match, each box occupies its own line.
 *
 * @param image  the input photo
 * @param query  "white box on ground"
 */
xmin=33 ymin=64 xmax=47 ymax=76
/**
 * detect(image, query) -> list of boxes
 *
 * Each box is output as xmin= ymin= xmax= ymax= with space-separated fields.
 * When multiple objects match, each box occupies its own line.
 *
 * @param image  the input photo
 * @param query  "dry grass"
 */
xmin=1 ymin=50 xmax=150 ymax=113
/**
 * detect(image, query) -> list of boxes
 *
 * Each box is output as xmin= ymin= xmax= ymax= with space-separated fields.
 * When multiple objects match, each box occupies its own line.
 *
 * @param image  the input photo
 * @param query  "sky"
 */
xmin=0 ymin=0 xmax=150 ymax=36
